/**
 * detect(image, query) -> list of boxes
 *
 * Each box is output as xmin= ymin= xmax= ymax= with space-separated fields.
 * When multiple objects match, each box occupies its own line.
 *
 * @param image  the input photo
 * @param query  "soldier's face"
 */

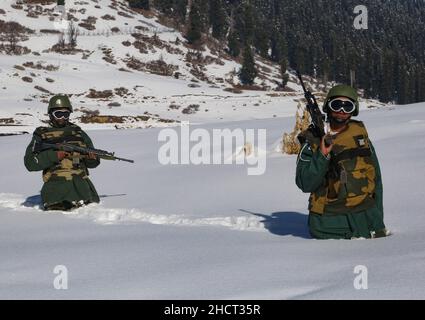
xmin=330 ymin=96 xmax=353 ymax=122
xmin=50 ymin=108 xmax=71 ymax=126
xmin=330 ymin=110 xmax=351 ymax=122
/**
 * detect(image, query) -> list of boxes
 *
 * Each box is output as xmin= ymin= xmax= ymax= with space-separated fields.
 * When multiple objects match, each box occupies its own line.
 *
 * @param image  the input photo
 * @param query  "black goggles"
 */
xmin=328 ymin=99 xmax=356 ymax=114
xmin=51 ymin=110 xmax=71 ymax=119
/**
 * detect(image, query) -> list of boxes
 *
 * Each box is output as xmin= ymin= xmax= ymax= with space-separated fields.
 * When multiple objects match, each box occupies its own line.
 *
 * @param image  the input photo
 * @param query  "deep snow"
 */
xmin=0 ymin=102 xmax=425 ymax=299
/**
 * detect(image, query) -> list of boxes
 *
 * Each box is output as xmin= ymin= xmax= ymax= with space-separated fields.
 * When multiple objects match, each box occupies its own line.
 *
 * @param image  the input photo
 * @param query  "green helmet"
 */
xmin=323 ymin=85 xmax=359 ymax=116
xmin=48 ymin=95 xmax=73 ymax=113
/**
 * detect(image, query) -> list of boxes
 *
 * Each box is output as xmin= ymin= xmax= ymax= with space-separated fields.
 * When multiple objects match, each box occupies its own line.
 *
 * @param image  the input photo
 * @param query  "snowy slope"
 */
xmin=0 ymin=0 xmax=291 ymax=132
xmin=0 ymin=0 xmax=386 ymax=135
xmin=0 ymin=102 xmax=424 ymax=299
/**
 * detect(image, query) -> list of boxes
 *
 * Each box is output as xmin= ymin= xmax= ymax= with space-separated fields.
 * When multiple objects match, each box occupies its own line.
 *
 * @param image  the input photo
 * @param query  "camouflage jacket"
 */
xmin=24 ymin=122 xmax=100 ymax=208
xmin=295 ymin=120 xmax=383 ymax=215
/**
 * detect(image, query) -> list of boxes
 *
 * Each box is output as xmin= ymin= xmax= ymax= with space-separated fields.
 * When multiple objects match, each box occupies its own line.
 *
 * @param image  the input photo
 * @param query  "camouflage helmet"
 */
xmin=323 ymin=85 xmax=359 ymax=116
xmin=48 ymin=95 xmax=73 ymax=113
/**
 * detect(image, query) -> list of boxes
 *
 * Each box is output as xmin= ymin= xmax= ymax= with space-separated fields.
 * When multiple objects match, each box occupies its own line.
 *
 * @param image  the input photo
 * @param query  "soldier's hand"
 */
xmin=87 ymin=152 xmax=98 ymax=160
xmin=320 ymin=135 xmax=333 ymax=157
xmin=57 ymin=151 xmax=70 ymax=160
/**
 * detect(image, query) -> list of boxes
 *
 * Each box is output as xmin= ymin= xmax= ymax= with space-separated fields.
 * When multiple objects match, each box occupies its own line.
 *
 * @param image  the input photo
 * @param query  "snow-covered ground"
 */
xmin=0 ymin=102 xmax=424 ymax=299
xmin=1 ymin=0 xmax=422 ymax=300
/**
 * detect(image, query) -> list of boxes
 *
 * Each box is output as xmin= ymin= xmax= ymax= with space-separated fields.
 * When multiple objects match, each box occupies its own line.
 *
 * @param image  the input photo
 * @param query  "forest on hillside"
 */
xmin=129 ymin=0 xmax=425 ymax=104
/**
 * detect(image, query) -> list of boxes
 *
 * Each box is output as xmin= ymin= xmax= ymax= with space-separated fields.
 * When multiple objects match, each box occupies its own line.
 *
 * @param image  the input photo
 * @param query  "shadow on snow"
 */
xmin=240 ymin=209 xmax=311 ymax=239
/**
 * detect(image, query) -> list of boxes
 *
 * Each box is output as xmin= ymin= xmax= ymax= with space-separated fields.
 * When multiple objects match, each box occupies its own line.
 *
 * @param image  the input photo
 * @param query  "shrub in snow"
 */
xmin=181 ymin=104 xmax=200 ymax=114
xmin=281 ymin=103 xmax=310 ymax=155
xmin=22 ymin=76 xmax=33 ymax=83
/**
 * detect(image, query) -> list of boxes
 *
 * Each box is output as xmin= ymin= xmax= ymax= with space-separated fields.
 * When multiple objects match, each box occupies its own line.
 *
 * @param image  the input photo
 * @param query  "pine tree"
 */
xmin=198 ymin=0 xmax=210 ymax=32
xmin=379 ymin=50 xmax=395 ymax=102
xmin=242 ymin=1 xmax=255 ymax=45
xmin=173 ymin=0 xmax=188 ymax=23
xmin=293 ymin=44 xmax=306 ymax=75
xmin=271 ymin=30 xmax=287 ymax=63
xmin=346 ymin=42 xmax=359 ymax=88
xmin=154 ymin=0 xmax=173 ymax=15
xmin=320 ymin=56 xmax=331 ymax=88
xmin=233 ymin=1 xmax=255 ymax=46
xmin=144 ymin=0 xmax=425 ymax=104
xmin=128 ymin=0 xmax=150 ymax=10
xmin=280 ymin=58 xmax=289 ymax=87
xmin=254 ymin=21 xmax=269 ymax=58
xmin=417 ymin=64 xmax=425 ymax=102
xmin=405 ymin=66 xmax=416 ymax=104
xmin=227 ymin=31 xmax=240 ymax=57
xmin=239 ymin=44 xmax=257 ymax=85
xmin=210 ymin=0 xmax=228 ymax=40
xmin=397 ymin=64 xmax=409 ymax=104
xmin=186 ymin=1 xmax=202 ymax=44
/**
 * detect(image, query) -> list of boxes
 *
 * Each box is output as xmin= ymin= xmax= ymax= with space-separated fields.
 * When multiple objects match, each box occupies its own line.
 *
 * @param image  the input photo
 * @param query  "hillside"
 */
xmin=0 ymin=0 xmax=286 ymax=132
xmin=0 ymin=0 xmax=386 ymax=135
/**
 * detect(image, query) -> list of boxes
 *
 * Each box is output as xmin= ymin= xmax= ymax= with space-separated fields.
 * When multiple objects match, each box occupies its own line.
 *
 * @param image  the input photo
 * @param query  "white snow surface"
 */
xmin=0 ymin=102 xmax=425 ymax=299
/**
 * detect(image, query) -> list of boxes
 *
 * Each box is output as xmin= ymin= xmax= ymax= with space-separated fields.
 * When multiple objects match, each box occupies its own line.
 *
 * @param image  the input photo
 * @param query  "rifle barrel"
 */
xmin=37 ymin=142 xmax=134 ymax=163
xmin=115 ymin=157 xmax=135 ymax=163
xmin=297 ymin=70 xmax=307 ymax=93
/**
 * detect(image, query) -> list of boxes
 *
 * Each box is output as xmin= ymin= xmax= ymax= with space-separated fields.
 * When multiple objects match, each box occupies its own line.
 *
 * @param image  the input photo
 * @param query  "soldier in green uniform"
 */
xmin=24 ymin=95 xmax=100 ymax=211
xmin=296 ymin=85 xmax=389 ymax=239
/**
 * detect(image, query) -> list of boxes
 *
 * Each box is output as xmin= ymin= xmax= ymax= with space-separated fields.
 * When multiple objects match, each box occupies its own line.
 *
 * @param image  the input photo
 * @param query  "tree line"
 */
xmin=128 ymin=0 xmax=425 ymax=104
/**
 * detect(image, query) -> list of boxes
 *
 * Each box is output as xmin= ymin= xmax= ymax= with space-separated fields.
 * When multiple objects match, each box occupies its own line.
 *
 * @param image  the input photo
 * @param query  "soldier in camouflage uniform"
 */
xmin=296 ymin=85 xmax=389 ymax=239
xmin=24 ymin=95 xmax=100 ymax=211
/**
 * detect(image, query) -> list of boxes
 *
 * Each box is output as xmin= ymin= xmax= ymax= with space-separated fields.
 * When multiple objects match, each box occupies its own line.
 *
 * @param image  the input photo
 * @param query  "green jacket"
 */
xmin=24 ymin=123 xmax=100 ymax=209
xmin=295 ymin=127 xmax=385 ymax=239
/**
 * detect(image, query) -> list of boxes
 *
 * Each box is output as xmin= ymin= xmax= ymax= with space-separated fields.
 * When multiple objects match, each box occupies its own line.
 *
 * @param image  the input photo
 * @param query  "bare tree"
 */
xmin=57 ymin=32 xmax=65 ymax=50
xmin=67 ymin=20 xmax=79 ymax=47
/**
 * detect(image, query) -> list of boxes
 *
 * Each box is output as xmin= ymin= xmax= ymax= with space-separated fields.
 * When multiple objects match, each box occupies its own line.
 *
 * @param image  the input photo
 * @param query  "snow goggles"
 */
xmin=328 ymin=98 xmax=356 ymax=114
xmin=51 ymin=110 xmax=71 ymax=119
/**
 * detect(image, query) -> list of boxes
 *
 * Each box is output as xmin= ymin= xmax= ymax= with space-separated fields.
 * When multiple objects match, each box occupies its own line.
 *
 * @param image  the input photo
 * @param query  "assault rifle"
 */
xmin=34 ymin=141 xmax=135 ymax=163
xmin=296 ymin=70 xmax=333 ymax=146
